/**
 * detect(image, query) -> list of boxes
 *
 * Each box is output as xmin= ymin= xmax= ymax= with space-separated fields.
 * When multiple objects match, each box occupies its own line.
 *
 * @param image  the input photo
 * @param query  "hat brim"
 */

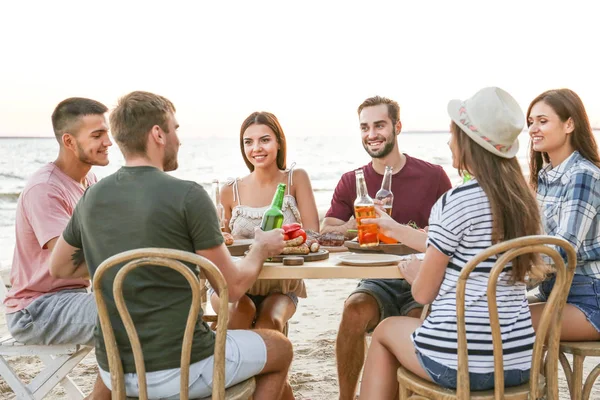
xmin=447 ymin=99 xmax=519 ymax=159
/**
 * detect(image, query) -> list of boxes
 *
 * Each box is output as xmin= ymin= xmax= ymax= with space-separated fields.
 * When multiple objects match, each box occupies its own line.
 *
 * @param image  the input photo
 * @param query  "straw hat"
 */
xmin=447 ymin=87 xmax=524 ymax=158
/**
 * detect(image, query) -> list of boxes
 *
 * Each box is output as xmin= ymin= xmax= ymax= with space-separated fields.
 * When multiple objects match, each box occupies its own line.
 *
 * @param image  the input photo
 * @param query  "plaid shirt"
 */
xmin=537 ymin=151 xmax=600 ymax=278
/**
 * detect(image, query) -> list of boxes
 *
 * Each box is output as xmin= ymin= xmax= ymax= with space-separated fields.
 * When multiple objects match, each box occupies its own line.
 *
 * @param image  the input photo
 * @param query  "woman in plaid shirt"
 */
xmin=528 ymin=89 xmax=600 ymax=341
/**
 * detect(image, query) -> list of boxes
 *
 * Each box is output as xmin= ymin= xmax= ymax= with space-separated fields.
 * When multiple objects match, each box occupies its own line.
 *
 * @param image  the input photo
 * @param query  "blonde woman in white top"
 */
xmin=214 ymin=111 xmax=319 ymax=333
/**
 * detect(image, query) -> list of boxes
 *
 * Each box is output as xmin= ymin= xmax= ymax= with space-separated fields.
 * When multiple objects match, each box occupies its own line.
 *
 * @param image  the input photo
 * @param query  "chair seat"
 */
xmin=397 ymin=366 xmax=546 ymax=400
xmin=126 ymin=376 xmax=256 ymax=400
xmin=559 ymin=341 xmax=600 ymax=357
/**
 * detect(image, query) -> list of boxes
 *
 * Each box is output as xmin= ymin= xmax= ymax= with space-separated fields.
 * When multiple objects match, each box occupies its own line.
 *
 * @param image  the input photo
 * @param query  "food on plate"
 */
xmin=280 ymin=224 xmax=321 ymax=254
xmin=318 ymin=232 xmax=345 ymax=247
xmin=222 ymin=232 xmax=234 ymax=245
xmin=281 ymin=243 xmax=310 ymax=255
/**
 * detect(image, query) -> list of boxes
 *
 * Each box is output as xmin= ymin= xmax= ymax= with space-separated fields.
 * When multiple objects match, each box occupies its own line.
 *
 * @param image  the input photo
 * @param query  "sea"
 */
xmin=1 ymin=131 xmax=599 ymax=270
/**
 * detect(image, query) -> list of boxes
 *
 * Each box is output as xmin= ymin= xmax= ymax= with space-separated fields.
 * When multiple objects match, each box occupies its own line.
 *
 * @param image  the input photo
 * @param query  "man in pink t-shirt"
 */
xmin=3 ymin=97 xmax=112 ymax=399
xmin=321 ymin=96 xmax=452 ymax=400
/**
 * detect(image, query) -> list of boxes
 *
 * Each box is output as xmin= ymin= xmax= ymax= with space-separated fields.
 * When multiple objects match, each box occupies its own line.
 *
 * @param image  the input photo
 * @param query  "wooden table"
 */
xmin=257 ymin=251 xmax=405 ymax=280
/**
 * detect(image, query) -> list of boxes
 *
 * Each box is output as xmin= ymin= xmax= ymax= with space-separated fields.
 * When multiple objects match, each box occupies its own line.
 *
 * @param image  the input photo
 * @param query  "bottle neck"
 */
xmin=271 ymin=187 xmax=285 ymax=209
xmin=381 ymin=168 xmax=393 ymax=191
xmin=355 ymin=174 xmax=370 ymax=201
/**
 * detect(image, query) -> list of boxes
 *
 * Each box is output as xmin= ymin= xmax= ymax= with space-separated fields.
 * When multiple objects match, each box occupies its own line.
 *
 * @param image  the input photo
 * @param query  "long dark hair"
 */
xmin=239 ymin=111 xmax=287 ymax=172
xmin=452 ymin=123 xmax=544 ymax=282
xmin=527 ymin=89 xmax=600 ymax=190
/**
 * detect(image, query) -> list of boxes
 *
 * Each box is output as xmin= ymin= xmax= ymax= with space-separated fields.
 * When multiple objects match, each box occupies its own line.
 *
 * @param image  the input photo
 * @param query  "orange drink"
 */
xmin=355 ymin=204 xmax=379 ymax=247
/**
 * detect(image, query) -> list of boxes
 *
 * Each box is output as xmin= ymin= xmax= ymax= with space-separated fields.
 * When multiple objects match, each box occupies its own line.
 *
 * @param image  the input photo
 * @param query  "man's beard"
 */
xmin=363 ymin=129 xmax=396 ymax=158
xmin=76 ymin=141 xmax=97 ymax=165
xmin=163 ymin=147 xmax=178 ymax=172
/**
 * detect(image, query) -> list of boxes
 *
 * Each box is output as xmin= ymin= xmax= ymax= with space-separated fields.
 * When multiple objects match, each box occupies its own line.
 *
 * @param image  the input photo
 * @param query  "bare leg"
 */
xmin=530 ymin=303 xmax=600 ymax=341
xmin=336 ymin=293 xmax=380 ymax=400
xmin=210 ymin=292 xmax=256 ymax=330
xmin=84 ymin=373 xmax=111 ymax=399
xmin=359 ymin=317 xmax=430 ymax=400
xmin=253 ymin=329 xmax=295 ymax=400
xmin=254 ymin=294 xmax=297 ymax=333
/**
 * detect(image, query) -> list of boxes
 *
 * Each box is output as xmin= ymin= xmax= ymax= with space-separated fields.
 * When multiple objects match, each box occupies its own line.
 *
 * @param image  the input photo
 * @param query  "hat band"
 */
xmin=459 ymin=105 xmax=514 ymax=154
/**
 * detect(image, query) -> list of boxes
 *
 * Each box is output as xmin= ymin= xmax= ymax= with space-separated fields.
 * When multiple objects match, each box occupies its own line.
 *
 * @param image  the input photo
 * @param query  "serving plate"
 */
xmin=338 ymin=253 xmax=403 ymax=266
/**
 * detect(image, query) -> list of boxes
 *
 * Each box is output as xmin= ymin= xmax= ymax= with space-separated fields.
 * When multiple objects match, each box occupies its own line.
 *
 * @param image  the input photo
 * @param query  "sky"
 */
xmin=0 ymin=0 xmax=598 ymax=139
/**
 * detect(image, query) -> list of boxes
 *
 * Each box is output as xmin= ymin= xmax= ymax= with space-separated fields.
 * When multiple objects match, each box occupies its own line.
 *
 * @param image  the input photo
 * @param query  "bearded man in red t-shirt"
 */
xmin=321 ymin=96 xmax=452 ymax=400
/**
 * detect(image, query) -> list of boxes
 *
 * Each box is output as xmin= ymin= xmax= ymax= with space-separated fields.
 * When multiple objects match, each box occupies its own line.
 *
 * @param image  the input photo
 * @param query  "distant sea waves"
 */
xmin=1 ymin=131 xmax=598 ymax=269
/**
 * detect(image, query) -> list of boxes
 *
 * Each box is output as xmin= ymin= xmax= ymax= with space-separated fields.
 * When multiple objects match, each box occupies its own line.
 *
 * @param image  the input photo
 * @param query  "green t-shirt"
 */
xmin=63 ymin=166 xmax=223 ymax=373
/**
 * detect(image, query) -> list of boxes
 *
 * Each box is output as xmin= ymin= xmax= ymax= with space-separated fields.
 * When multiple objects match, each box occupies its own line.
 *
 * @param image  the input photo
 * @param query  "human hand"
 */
xmin=361 ymin=207 xmax=399 ymax=239
xmin=398 ymin=254 xmax=421 ymax=285
xmin=253 ymin=227 xmax=285 ymax=258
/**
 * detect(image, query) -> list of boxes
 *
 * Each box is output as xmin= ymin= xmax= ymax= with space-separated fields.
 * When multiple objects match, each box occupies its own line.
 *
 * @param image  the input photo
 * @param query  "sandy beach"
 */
xmin=0 ymin=276 xmax=598 ymax=399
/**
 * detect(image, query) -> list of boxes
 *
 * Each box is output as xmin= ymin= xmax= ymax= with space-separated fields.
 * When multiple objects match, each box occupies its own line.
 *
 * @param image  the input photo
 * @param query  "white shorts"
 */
xmin=99 ymin=329 xmax=267 ymax=399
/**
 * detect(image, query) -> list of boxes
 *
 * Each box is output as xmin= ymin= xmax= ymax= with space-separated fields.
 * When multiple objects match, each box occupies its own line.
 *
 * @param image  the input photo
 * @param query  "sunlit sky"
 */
xmin=1 ymin=0 xmax=598 ymax=139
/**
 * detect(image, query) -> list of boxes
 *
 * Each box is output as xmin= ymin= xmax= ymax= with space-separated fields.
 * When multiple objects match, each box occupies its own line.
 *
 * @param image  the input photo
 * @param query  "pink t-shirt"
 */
xmin=325 ymin=154 xmax=452 ymax=228
xmin=3 ymin=163 xmax=96 ymax=313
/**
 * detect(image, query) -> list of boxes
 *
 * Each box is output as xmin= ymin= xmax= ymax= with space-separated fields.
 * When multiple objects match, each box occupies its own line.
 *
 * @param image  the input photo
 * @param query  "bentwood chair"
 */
xmin=558 ymin=343 xmax=600 ymax=400
xmin=397 ymin=235 xmax=577 ymax=400
xmin=93 ymin=248 xmax=256 ymax=400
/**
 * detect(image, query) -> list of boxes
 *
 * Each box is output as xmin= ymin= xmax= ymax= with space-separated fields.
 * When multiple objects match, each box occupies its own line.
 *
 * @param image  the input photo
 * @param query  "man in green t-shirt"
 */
xmin=49 ymin=91 xmax=294 ymax=400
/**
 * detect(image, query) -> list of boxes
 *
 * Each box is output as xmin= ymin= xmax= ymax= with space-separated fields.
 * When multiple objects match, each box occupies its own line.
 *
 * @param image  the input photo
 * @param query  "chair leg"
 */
xmin=398 ymin=381 xmax=410 ymax=400
xmin=559 ymin=351 xmax=573 ymax=395
xmin=570 ymin=354 xmax=584 ymax=400
xmin=28 ymin=347 xmax=89 ymax=399
xmin=0 ymin=356 xmax=36 ymax=399
xmin=39 ymin=354 xmax=86 ymax=399
xmin=582 ymin=363 xmax=600 ymax=400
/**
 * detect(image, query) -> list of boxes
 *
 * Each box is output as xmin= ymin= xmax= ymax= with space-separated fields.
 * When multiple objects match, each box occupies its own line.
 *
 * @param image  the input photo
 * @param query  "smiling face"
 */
xmin=528 ymin=100 xmax=574 ymax=157
xmin=68 ymin=114 xmax=112 ymax=166
xmin=359 ymin=104 xmax=398 ymax=158
xmin=242 ymin=124 xmax=279 ymax=170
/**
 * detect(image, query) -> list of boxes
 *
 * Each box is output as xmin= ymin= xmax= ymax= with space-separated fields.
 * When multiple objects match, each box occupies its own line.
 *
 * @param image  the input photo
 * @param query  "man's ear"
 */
xmin=396 ymin=120 xmax=402 ymax=135
xmin=62 ymin=133 xmax=76 ymax=151
xmin=149 ymin=125 xmax=165 ymax=145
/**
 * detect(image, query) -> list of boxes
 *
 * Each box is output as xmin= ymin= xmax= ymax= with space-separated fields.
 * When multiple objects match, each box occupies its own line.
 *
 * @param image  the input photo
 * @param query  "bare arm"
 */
xmin=220 ymin=183 xmax=234 ymax=234
xmin=49 ymin=235 xmax=90 ymax=279
xmin=292 ymin=168 xmax=320 ymax=232
xmin=408 ymin=246 xmax=450 ymax=304
xmin=321 ymin=217 xmax=356 ymax=235
xmin=360 ymin=207 xmax=428 ymax=252
xmin=196 ymin=227 xmax=285 ymax=302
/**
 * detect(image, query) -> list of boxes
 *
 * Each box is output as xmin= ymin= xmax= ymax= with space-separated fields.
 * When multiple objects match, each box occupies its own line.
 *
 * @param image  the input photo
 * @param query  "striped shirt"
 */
xmin=537 ymin=151 xmax=600 ymax=278
xmin=412 ymin=180 xmax=535 ymax=374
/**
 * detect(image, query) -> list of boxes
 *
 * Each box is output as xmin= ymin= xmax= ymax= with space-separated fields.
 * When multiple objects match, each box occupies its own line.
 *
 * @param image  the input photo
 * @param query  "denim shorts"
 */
xmin=6 ymin=289 xmax=96 ymax=346
xmin=207 ymin=287 xmax=298 ymax=308
xmin=536 ymin=273 xmax=600 ymax=333
xmin=415 ymin=351 xmax=530 ymax=391
xmin=351 ymin=279 xmax=422 ymax=329
xmin=99 ymin=330 xmax=267 ymax=399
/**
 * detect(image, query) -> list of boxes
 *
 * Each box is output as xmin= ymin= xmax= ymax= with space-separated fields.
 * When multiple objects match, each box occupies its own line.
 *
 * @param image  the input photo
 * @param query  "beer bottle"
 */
xmin=260 ymin=183 xmax=286 ymax=231
xmin=212 ymin=179 xmax=225 ymax=231
xmin=462 ymin=171 xmax=473 ymax=184
xmin=354 ymin=169 xmax=379 ymax=247
xmin=375 ymin=165 xmax=394 ymax=216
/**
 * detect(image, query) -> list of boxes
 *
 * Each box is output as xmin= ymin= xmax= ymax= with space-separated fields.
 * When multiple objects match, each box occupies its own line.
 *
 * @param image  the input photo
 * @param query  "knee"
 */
xmin=231 ymin=295 xmax=256 ymax=316
xmin=340 ymin=293 xmax=379 ymax=332
xmin=255 ymin=312 xmax=286 ymax=333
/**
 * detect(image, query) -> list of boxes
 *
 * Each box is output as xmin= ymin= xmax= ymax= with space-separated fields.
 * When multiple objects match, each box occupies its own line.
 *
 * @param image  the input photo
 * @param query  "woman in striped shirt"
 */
xmin=358 ymin=87 xmax=547 ymax=398
xmin=527 ymin=89 xmax=600 ymax=341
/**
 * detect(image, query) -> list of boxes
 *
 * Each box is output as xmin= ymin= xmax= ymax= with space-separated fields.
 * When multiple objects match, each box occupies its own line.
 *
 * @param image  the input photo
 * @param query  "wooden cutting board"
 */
xmin=344 ymin=240 xmax=418 ymax=255
xmin=226 ymin=239 xmax=253 ymax=256
xmin=263 ymin=249 xmax=330 ymax=262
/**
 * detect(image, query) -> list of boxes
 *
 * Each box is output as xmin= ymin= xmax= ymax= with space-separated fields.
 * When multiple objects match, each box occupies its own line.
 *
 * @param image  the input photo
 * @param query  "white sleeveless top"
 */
xmin=227 ymin=164 xmax=307 ymax=298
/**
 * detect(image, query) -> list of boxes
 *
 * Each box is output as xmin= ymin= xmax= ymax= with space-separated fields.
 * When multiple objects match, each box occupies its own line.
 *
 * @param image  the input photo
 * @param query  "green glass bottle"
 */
xmin=462 ymin=171 xmax=472 ymax=183
xmin=260 ymin=183 xmax=286 ymax=231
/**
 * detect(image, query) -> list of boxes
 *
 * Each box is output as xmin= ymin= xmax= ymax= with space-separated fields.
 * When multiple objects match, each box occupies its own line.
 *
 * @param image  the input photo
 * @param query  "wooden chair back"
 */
xmin=93 ymin=248 xmax=231 ymax=400
xmin=454 ymin=235 xmax=576 ymax=400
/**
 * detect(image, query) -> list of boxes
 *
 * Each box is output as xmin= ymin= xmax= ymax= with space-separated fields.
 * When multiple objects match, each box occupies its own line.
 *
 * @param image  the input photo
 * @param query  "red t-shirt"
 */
xmin=325 ymin=154 xmax=452 ymax=228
